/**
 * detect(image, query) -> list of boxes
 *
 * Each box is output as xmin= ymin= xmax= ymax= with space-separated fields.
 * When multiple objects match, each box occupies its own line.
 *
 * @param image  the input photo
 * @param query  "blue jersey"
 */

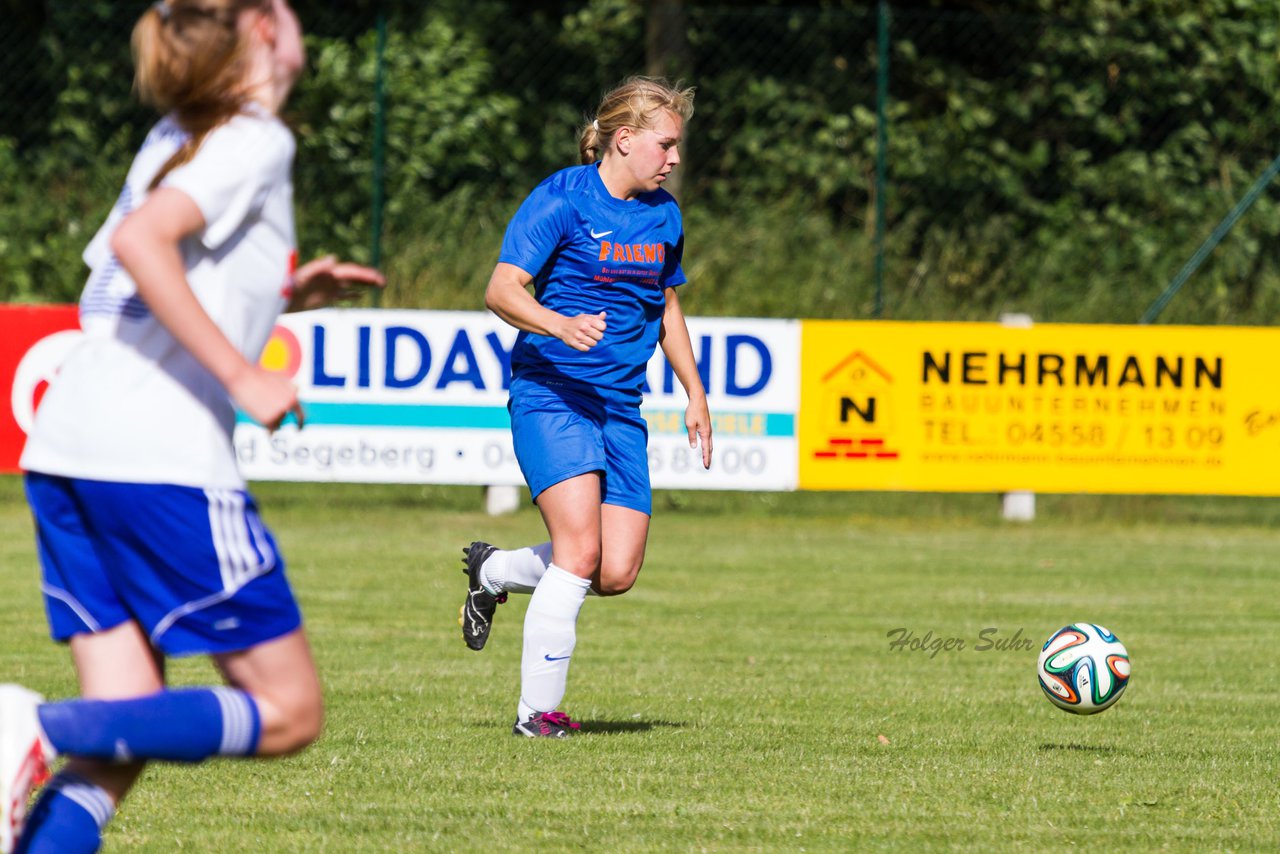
xmin=498 ymin=163 xmax=686 ymax=402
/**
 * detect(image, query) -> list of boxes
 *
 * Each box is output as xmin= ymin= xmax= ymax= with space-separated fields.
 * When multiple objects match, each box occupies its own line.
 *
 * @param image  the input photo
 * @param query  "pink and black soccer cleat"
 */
xmin=512 ymin=711 xmax=582 ymax=738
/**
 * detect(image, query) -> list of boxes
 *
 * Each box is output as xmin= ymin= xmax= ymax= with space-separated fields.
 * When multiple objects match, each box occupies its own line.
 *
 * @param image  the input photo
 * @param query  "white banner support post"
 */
xmin=998 ymin=313 xmax=1036 ymax=521
xmin=485 ymin=484 xmax=520 ymax=516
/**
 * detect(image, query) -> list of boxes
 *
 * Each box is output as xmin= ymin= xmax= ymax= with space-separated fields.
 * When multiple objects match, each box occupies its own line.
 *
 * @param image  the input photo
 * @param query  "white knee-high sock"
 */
xmin=518 ymin=563 xmax=590 ymax=718
xmin=481 ymin=542 xmax=552 ymax=594
xmin=482 ymin=542 xmax=604 ymax=596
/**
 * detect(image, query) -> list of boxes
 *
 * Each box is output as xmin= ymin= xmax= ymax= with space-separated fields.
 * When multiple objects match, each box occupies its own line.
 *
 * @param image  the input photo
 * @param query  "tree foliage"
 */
xmin=5 ymin=1 xmax=1280 ymax=323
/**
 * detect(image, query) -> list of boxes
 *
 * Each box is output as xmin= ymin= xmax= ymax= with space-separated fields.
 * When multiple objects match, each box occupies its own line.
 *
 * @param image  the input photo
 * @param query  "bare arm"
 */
xmin=484 ymin=261 xmax=607 ymax=352
xmin=110 ymin=187 xmax=301 ymax=431
xmin=659 ymin=287 xmax=713 ymax=469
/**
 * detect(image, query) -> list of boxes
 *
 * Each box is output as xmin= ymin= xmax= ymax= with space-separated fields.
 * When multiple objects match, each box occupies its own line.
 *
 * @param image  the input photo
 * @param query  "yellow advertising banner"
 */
xmin=799 ymin=320 xmax=1280 ymax=495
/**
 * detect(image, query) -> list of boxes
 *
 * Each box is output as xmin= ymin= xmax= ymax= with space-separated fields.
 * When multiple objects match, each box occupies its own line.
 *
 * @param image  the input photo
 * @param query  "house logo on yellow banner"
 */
xmin=811 ymin=350 xmax=900 ymax=461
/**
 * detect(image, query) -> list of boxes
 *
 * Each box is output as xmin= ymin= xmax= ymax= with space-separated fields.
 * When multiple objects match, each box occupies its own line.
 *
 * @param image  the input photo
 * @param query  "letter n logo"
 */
xmin=840 ymin=396 xmax=876 ymax=424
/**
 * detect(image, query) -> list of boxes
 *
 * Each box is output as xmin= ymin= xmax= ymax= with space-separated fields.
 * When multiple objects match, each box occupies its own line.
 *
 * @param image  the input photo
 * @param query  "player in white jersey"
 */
xmin=0 ymin=2 xmax=382 ymax=851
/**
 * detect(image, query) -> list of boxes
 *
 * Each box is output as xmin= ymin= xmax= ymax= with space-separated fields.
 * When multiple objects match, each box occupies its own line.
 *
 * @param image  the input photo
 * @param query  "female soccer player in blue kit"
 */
xmin=0 ymin=2 xmax=382 ymax=851
xmin=459 ymin=77 xmax=713 ymax=738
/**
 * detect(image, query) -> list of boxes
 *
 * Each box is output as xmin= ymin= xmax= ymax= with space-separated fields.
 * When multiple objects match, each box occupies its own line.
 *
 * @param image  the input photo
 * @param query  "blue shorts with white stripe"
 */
xmin=24 ymin=472 xmax=302 ymax=656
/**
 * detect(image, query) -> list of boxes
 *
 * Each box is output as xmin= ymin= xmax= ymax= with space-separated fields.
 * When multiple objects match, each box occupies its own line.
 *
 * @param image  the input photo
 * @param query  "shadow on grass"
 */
xmin=1038 ymin=743 xmax=1117 ymax=753
xmin=578 ymin=719 xmax=687 ymax=735
xmin=469 ymin=719 xmax=687 ymax=734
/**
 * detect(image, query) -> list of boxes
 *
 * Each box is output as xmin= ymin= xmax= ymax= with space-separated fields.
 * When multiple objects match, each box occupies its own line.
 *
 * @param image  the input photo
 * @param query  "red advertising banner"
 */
xmin=1 ymin=305 xmax=80 ymax=473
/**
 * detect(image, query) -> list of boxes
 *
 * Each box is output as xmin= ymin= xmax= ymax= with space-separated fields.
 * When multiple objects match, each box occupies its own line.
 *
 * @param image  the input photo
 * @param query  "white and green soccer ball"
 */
xmin=1037 ymin=623 xmax=1131 ymax=715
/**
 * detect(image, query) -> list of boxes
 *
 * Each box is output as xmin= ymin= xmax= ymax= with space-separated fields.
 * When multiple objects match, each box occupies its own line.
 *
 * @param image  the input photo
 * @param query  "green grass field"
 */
xmin=3 ymin=477 xmax=1279 ymax=852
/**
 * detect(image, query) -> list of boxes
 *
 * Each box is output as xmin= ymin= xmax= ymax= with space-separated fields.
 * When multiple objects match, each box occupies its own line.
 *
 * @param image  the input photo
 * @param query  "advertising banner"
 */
xmin=233 ymin=310 xmax=800 ymax=491
xmin=799 ymin=320 xmax=1279 ymax=495
xmin=1 ymin=305 xmax=81 ymax=473
xmin=14 ymin=308 xmax=1278 ymax=496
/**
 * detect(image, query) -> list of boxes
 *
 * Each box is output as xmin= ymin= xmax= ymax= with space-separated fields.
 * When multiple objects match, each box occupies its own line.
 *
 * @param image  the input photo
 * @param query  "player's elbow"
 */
xmin=109 ymin=217 xmax=146 ymax=273
xmin=483 ymin=275 xmax=513 ymax=316
xmin=483 ymin=287 xmax=501 ymax=315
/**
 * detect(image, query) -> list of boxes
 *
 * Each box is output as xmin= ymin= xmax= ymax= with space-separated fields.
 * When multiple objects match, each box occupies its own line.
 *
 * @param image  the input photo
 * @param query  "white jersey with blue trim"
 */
xmin=21 ymin=108 xmax=296 ymax=489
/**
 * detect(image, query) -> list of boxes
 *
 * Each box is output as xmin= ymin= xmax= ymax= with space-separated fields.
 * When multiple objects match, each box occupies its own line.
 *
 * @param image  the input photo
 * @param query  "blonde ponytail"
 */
xmin=578 ymin=77 xmax=695 ymax=164
xmin=578 ymin=119 xmax=603 ymax=165
xmin=131 ymin=0 xmax=273 ymax=188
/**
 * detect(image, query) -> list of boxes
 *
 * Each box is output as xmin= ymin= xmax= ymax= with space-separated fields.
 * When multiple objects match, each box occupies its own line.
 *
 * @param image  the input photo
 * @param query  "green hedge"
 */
xmin=5 ymin=1 xmax=1280 ymax=325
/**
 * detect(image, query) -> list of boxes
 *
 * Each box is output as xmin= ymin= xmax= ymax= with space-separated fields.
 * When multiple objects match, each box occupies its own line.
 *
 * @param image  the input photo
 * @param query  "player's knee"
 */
xmin=556 ymin=546 xmax=602 ymax=578
xmin=285 ymin=696 xmax=325 ymax=752
xmin=595 ymin=576 xmax=634 ymax=596
xmin=596 ymin=562 xmax=642 ymax=596
xmin=261 ymin=693 xmax=324 ymax=756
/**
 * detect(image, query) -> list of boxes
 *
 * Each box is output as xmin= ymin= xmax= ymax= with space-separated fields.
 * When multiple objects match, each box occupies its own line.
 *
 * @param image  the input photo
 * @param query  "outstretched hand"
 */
xmin=288 ymin=255 xmax=385 ymax=312
xmin=686 ymin=395 xmax=713 ymax=469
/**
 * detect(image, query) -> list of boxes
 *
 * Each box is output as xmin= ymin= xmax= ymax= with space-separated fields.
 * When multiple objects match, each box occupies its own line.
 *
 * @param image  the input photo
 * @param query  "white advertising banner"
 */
xmin=641 ymin=315 xmax=798 ymax=491
xmin=234 ymin=309 xmax=798 ymax=491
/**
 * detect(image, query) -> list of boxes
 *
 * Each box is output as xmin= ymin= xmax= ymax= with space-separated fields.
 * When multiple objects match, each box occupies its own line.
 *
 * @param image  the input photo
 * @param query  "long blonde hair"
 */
xmin=132 ymin=0 xmax=273 ymax=189
xmin=578 ymin=76 xmax=695 ymax=165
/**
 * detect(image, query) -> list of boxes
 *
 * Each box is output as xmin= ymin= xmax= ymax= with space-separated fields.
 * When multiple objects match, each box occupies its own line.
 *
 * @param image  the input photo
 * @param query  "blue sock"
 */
xmin=37 ymin=687 xmax=261 ymax=763
xmin=14 ymin=772 xmax=114 ymax=854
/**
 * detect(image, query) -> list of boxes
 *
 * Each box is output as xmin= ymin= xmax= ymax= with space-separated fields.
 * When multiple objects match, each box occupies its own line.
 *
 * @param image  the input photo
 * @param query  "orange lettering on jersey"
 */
xmin=598 ymin=241 xmax=611 ymax=261
xmin=613 ymin=244 xmax=625 ymax=262
xmin=644 ymin=245 xmax=656 ymax=263
xmin=657 ymin=244 xmax=665 ymax=263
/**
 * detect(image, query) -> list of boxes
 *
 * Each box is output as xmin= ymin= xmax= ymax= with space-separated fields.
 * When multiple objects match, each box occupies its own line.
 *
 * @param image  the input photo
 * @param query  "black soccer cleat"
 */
xmin=459 ymin=541 xmax=504 ymax=651
xmin=512 ymin=711 xmax=581 ymax=738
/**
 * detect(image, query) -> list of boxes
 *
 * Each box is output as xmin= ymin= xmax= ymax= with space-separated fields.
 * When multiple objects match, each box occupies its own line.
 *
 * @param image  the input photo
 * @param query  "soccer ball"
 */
xmin=1037 ymin=623 xmax=1130 ymax=715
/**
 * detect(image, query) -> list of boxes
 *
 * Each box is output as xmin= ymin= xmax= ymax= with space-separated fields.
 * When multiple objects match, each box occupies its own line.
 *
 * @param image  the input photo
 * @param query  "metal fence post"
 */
xmin=369 ymin=0 xmax=388 ymax=304
xmin=874 ymin=0 xmax=890 ymax=319
xmin=1141 ymin=150 xmax=1280 ymax=324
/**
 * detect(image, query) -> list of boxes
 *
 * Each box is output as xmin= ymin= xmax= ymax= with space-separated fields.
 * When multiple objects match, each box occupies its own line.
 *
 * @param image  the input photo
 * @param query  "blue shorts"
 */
xmin=24 ymin=472 xmax=302 ymax=657
xmin=509 ymin=378 xmax=652 ymax=515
